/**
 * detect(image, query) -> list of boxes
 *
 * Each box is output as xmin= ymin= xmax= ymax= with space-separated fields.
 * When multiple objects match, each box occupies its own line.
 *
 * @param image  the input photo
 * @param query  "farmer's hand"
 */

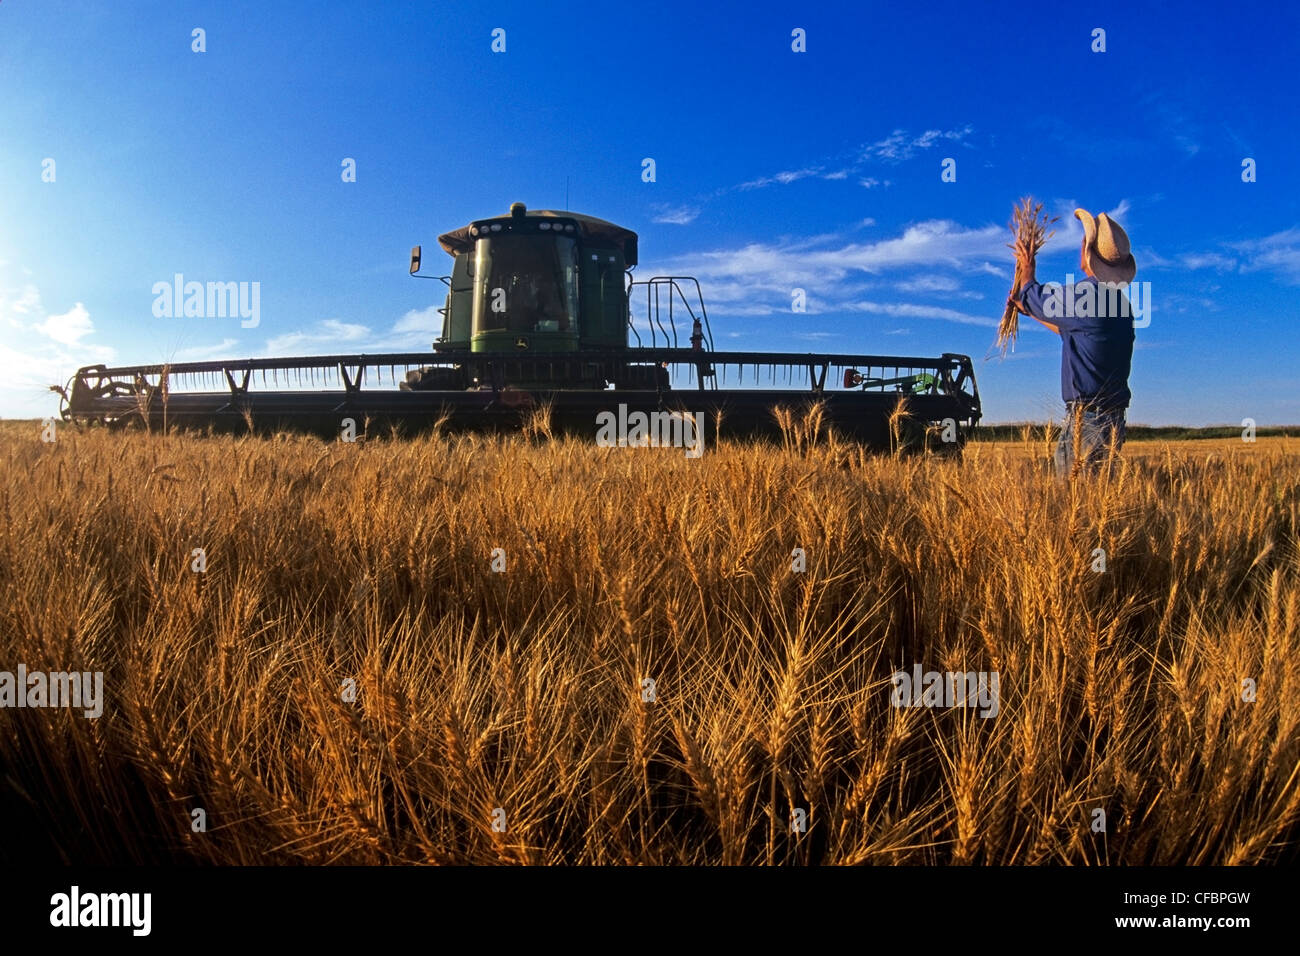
xmin=1016 ymin=246 xmax=1037 ymax=283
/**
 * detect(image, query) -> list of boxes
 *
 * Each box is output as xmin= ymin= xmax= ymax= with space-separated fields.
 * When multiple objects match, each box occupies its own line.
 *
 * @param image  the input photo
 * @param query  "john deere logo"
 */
xmin=515 ymin=337 xmax=529 ymax=349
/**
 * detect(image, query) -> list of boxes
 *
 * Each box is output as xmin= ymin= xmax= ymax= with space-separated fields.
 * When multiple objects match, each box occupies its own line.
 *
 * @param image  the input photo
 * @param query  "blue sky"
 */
xmin=2 ymin=0 xmax=1297 ymax=424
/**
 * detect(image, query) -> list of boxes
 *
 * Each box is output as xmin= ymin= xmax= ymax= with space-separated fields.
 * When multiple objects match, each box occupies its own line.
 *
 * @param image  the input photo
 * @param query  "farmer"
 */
xmin=1014 ymin=208 xmax=1137 ymax=475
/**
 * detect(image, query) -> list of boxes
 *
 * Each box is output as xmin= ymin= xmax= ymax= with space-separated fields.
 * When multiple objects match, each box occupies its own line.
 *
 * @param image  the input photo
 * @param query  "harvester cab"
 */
xmin=420 ymin=201 xmax=635 ymax=356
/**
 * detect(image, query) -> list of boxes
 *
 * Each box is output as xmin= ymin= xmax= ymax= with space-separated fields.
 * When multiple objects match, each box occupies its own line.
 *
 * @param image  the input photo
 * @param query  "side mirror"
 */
xmin=409 ymin=245 xmax=422 ymax=275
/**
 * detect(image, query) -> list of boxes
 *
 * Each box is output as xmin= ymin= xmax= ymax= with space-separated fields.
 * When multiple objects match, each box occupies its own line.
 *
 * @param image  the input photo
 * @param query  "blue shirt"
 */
xmin=1018 ymin=276 xmax=1135 ymax=408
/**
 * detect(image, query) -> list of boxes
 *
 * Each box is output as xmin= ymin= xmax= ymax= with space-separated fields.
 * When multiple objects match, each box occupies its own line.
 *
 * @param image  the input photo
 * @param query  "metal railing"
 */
xmin=627 ymin=276 xmax=715 ymax=351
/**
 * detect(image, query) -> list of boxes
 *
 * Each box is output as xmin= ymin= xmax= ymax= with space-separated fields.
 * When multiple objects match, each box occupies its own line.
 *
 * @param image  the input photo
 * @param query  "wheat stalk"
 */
xmin=2 ymin=419 xmax=1296 ymax=865
xmin=996 ymin=197 xmax=1060 ymax=356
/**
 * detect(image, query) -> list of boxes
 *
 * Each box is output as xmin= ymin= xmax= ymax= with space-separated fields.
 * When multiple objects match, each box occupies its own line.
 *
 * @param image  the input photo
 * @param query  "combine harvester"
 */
xmin=57 ymin=203 xmax=981 ymax=451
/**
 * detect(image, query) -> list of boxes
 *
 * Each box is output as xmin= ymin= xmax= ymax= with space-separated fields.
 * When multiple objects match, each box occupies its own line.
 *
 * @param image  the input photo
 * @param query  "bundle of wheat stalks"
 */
xmin=996 ymin=197 xmax=1059 ymax=355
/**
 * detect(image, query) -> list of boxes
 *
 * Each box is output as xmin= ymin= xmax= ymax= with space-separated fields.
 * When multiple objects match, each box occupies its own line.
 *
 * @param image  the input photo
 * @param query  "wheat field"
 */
xmin=1 ymin=418 xmax=1297 ymax=865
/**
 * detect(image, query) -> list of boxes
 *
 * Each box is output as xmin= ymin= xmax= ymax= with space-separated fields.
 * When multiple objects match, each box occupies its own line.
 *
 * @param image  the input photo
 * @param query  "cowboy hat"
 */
xmin=1075 ymin=208 xmax=1136 ymax=284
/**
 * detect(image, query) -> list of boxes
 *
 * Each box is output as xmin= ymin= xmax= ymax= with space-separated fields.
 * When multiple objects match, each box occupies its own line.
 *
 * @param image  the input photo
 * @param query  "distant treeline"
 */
xmin=971 ymin=423 xmax=1296 ymax=442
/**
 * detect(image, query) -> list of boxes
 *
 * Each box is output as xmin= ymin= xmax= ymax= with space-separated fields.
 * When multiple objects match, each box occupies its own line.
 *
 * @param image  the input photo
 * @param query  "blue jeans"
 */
xmin=1055 ymin=402 xmax=1126 ymax=475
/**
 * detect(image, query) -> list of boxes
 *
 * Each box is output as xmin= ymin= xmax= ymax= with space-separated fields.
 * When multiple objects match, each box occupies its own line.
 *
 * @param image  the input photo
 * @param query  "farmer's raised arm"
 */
xmin=1014 ymin=282 xmax=1060 ymax=335
xmin=1013 ymin=237 xmax=1062 ymax=337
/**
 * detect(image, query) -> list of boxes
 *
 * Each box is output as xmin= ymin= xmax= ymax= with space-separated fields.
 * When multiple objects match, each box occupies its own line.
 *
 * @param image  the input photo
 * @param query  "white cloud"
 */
xmin=805 ymin=220 xmax=1006 ymax=273
xmin=170 ymin=338 xmax=241 ymax=362
xmin=651 ymin=205 xmax=701 ymax=225
xmin=1180 ymin=253 xmax=1236 ymax=271
xmin=844 ymin=300 xmax=997 ymax=328
xmin=34 ymin=302 xmax=95 ymax=345
xmin=265 ymin=319 xmax=370 ymax=353
xmin=863 ymin=125 xmax=973 ymax=162
xmin=2 ymin=283 xmax=41 ymax=319
xmin=365 ymin=306 xmax=444 ymax=350
xmin=1139 ymin=228 xmax=1300 ymax=284
xmin=792 ymin=331 xmax=836 ymax=341
xmin=894 ymin=275 xmax=984 ymax=300
xmin=0 ymin=334 xmax=117 ymax=420
xmin=896 ymin=275 xmax=960 ymax=294
xmin=265 ymin=305 xmax=445 ymax=356
xmin=641 ymin=219 xmax=1009 ymax=323
xmin=0 ymin=268 xmax=122 ymax=417
xmin=660 ymin=127 xmax=974 ymax=222
xmin=725 ymin=126 xmax=972 ymax=197
xmin=738 ymin=167 xmax=823 ymax=190
xmin=774 ymin=168 xmax=818 ymax=184
xmin=865 ymin=130 xmax=907 ymax=161
xmin=1135 ymin=247 xmax=1174 ymax=269
xmin=1230 ymin=228 xmax=1300 ymax=283
xmin=392 ymin=306 xmax=441 ymax=334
